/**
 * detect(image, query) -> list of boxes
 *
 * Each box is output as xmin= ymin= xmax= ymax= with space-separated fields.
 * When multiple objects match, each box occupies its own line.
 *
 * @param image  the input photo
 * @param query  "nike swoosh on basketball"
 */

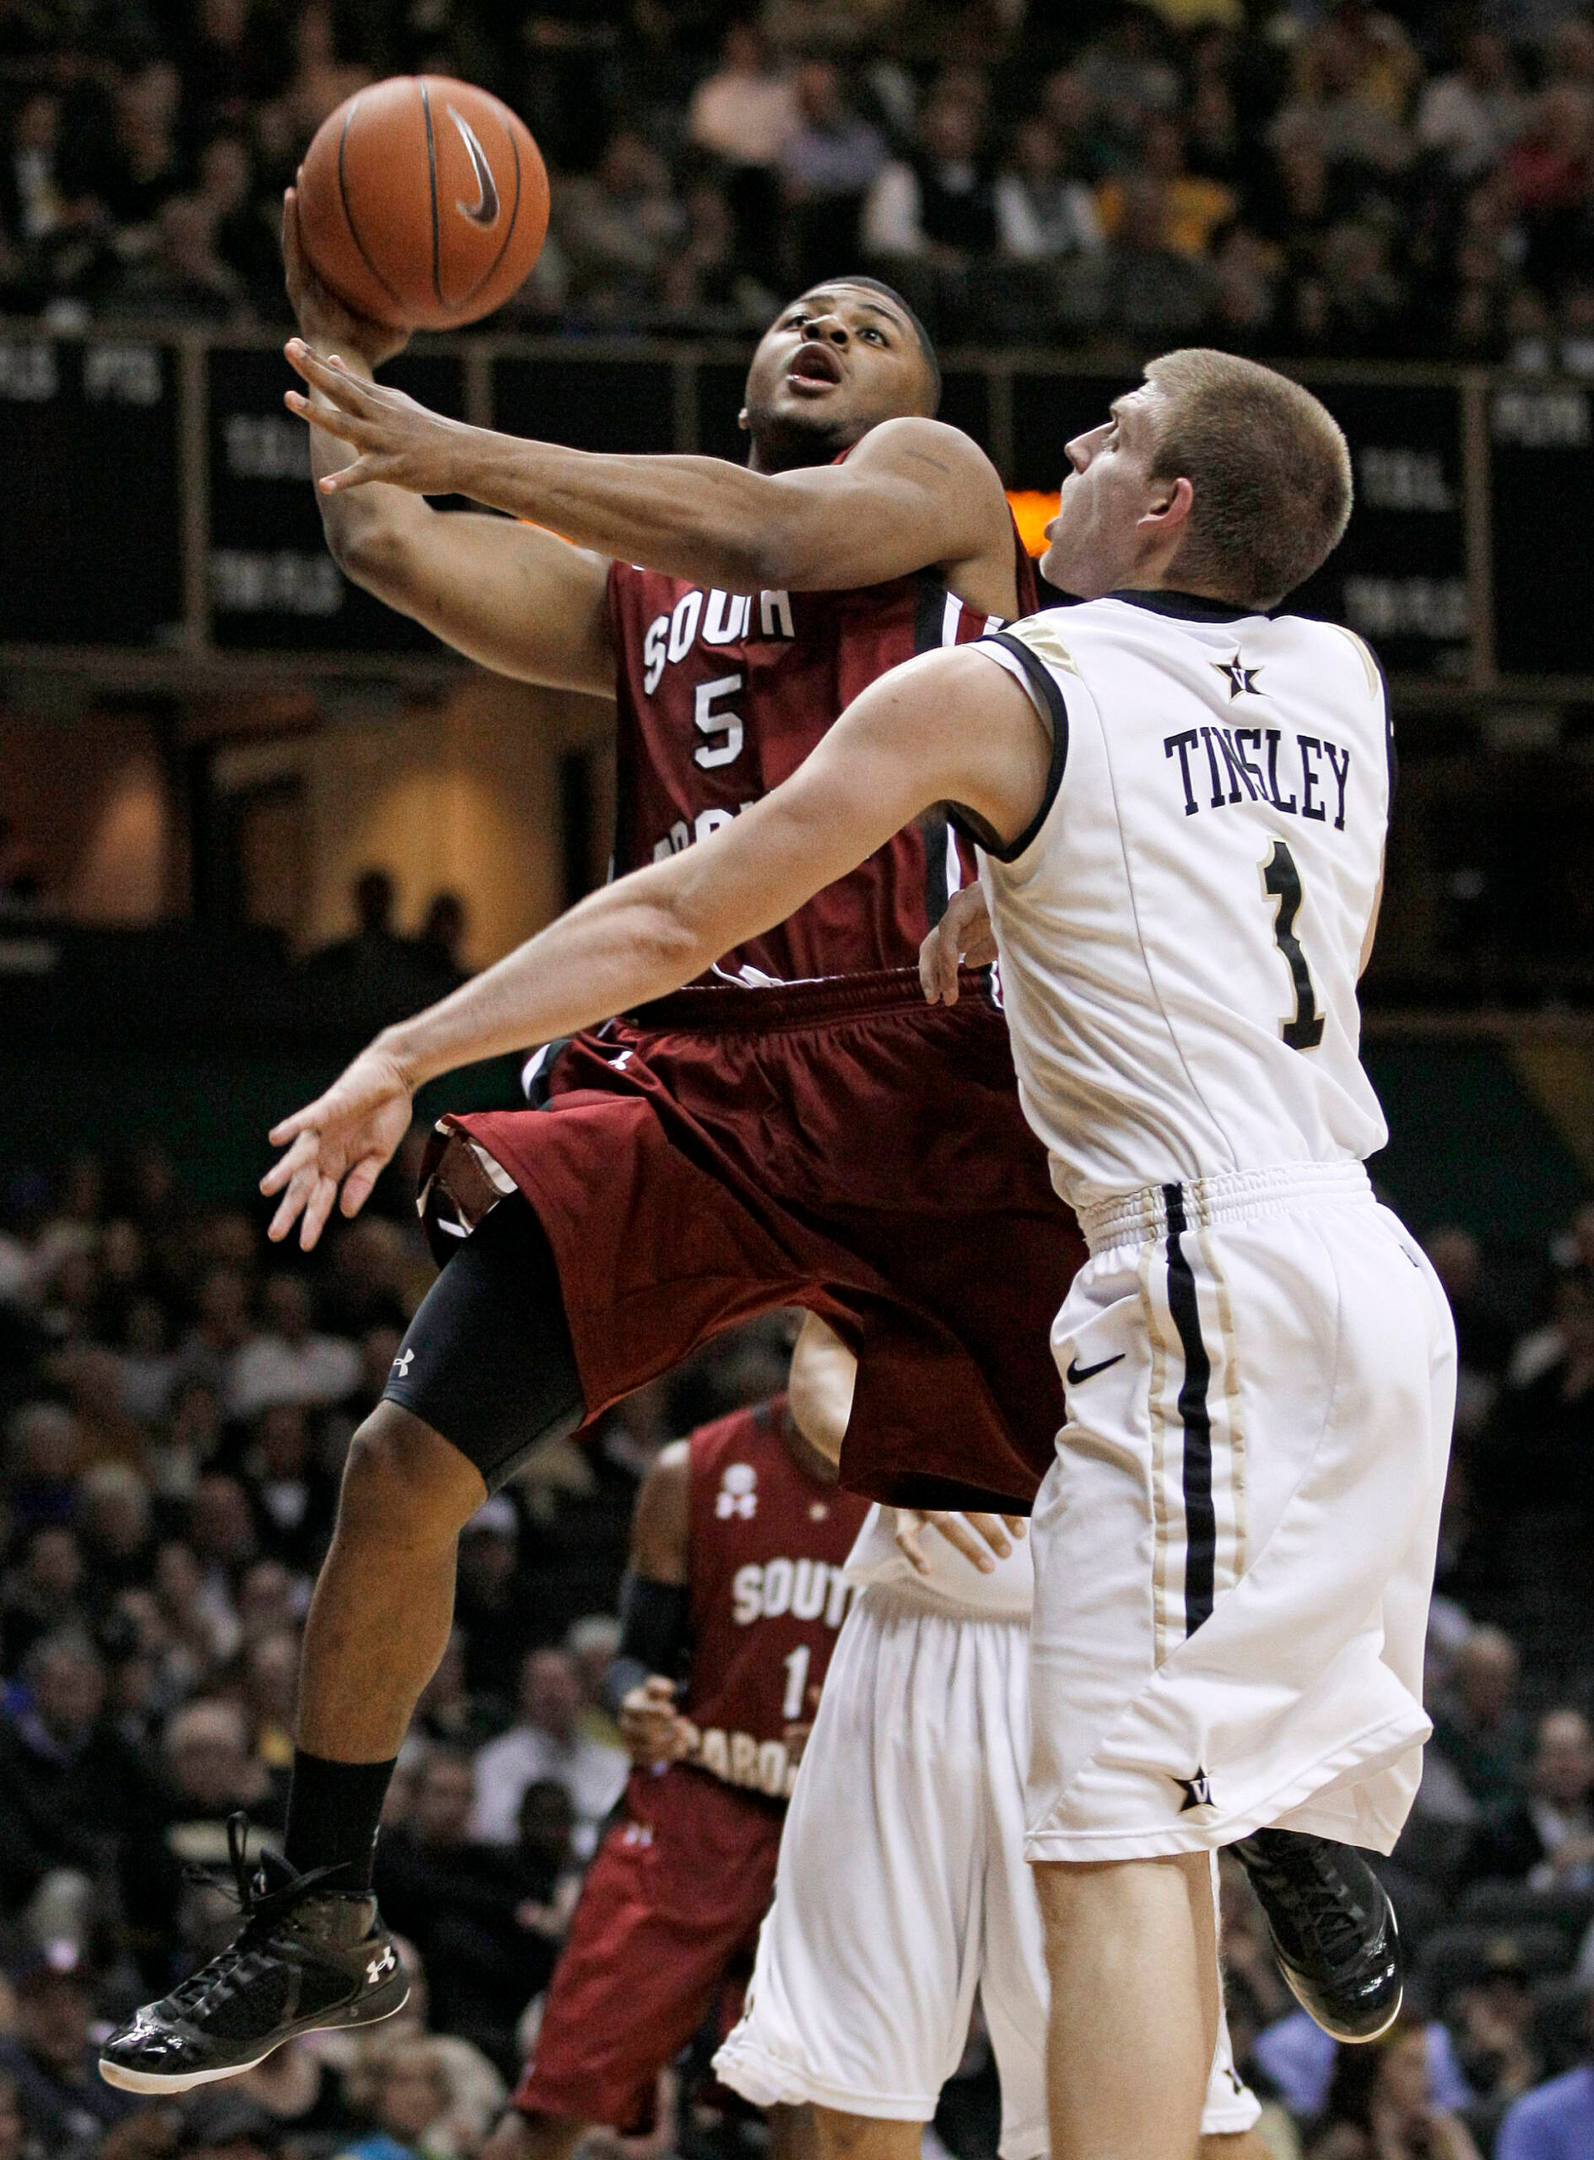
xmin=1065 ymin=1352 xmax=1125 ymax=1384
xmin=449 ymin=107 xmax=500 ymax=226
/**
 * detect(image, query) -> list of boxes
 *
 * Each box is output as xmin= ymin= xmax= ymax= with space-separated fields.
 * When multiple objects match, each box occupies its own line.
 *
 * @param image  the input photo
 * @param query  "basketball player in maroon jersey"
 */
xmin=99 ymin=204 xmax=1082 ymax=2090
xmin=502 ymin=1346 xmax=866 ymax=2160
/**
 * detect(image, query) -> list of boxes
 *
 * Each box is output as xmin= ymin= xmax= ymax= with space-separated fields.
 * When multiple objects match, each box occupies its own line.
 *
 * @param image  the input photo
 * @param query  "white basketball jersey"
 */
xmin=969 ymin=593 xmax=1392 ymax=1212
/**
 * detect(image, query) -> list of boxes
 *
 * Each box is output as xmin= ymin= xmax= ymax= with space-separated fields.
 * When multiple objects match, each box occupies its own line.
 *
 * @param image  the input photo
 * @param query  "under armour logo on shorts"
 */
xmin=716 ymin=1464 xmax=758 ymax=1519
xmin=392 ymin=1348 xmax=415 ymax=1379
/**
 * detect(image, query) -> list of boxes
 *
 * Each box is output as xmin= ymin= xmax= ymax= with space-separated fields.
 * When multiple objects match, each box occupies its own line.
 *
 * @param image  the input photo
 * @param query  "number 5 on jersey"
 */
xmin=1262 ymin=838 xmax=1325 ymax=1051
xmin=694 ymin=673 xmax=744 ymax=770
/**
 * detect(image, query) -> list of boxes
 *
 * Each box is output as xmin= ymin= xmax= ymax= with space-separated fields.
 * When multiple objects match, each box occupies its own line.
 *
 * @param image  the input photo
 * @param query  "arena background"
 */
xmin=2 ymin=3 xmax=1593 ymax=2158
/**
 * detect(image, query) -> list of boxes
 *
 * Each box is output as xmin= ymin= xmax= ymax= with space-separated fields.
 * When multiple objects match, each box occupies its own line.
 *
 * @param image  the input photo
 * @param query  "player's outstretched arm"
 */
xmin=287 ymin=334 xmax=1013 ymax=600
xmin=282 ymin=191 xmax=614 ymax=694
xmin=261 ymin=644 xmax=1050 ymax=1246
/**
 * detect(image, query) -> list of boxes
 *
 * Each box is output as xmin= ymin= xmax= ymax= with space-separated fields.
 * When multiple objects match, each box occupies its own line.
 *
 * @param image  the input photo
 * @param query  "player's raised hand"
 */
xmin=284 ymin=338 xmax=471 ymax=497
xmin=618 ymin=1674 xmax=699 ymax=1768
xmin=281 ymin=187 xmax=408 ymax=370
xmin=894 ymin=1508 xmax=1027 ymax=1577
xmin=918 ymin=881 xmax=998 ymax=1006
xmin=260 ymin=1043 xmax=415 ymax=1250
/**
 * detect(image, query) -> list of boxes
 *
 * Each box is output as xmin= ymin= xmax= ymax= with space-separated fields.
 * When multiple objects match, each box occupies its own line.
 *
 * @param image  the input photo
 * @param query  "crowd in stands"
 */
xmin=0 ymin=1107 xmax=1590 ymax=2160
xmin=7 ymin=0 xmax=1594 ymax=361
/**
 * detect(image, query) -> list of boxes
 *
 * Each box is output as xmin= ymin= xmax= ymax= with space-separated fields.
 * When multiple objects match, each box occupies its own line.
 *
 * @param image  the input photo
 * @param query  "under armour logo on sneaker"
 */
xmin=366 ymin=1947 xmax=396 ymax=1985
xmin=392 ymin=1349 xmax=414 ymax=1379
xmin=1175 ymin=1768 xmax=1214 ymax=1812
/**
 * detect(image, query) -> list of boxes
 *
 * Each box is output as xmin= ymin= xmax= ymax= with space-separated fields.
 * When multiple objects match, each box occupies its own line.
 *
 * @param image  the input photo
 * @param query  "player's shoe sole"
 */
xmin=99 ymin=1983 xmax=410 ymax=2094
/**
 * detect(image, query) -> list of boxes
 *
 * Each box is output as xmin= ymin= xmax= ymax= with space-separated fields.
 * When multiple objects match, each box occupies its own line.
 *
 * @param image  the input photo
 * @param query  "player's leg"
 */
xmin=100 ymin=1193 xmax=585 ymax=2092
xmin=1036 ymin=1853 xmax=1218 ymax=2160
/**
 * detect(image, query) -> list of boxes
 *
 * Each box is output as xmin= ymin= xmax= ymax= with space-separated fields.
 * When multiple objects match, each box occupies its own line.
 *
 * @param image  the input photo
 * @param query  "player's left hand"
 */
xmin=284 ymin=340 xmax=472 ymax=497
xmin=260 ymin=1041 xmax=416 ymax=1249
xmin=895 ymin=1509 xmax=1026 ymax=1577
xmin=919 ymin=882 xmax=998 ymax=1005
xmin=619 ymin=1674 xmax=700 ymax=1767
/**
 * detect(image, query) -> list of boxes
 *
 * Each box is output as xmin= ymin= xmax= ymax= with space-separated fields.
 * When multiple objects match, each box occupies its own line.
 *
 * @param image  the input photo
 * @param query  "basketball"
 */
xmin=296 ymin=76 xmax=549 ymax=331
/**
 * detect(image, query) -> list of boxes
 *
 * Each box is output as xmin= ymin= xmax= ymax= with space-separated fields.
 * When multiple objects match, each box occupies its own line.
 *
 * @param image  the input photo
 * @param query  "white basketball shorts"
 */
xmin=714 ymin=1584 xmax=1260 ymax=2154
xmin=1026 ymin=1163 xmax=1457 ymax=1865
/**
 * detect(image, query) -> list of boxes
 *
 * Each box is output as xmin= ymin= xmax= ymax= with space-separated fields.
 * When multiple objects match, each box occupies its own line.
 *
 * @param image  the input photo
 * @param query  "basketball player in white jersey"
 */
xmin=716 ymin=1317 xmax=1266 ymax=2160
xmin=262 ymin=346 xmax=1457 ymax=2160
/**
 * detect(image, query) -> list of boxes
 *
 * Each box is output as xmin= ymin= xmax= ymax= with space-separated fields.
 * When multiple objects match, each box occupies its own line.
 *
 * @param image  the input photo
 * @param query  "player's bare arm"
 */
xmin=613 ymin=1439 xmax=698 ymax=1769
xmin=284 ymin=281 xmax=1019 ymax=614
xmin=282 ymin=190 xmax=614 ymax=694
xmin=261 ymin=644 xmax=1049 ymax=1248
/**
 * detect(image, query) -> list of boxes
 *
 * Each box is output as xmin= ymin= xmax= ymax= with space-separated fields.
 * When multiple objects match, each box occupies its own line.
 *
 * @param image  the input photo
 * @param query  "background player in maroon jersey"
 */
xmin=97 ymin=203 xmax=1082 ymax=2092
xmin=493 ymin=1336 xmax=866 ymax=2160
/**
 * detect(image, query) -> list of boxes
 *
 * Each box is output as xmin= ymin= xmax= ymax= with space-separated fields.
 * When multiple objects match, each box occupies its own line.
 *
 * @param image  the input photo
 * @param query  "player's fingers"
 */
xmin=641 ymin=1675 xmax=675 ymax=1702
xmin=299 ymin=1172 xmax=341 ymax=1252
xmin=267 ymin=1100 xmax=331 ymax=1148
xmin=266 ymin=1168 xmax=315 ymax=1243
xmin=1001 ymin=1514 xmax=1027 ymax=1539
xmin=963 ymin=1511 xmax=1013 ymax=1559
xmin=892 ymin=1513 xmax=932 ymax=1575
xmin=339 ymin=1153 xmax=386 ymax=1218
xmin=925 ymin=1510 xmax=997 ymax=1572
xmin=318 ymin=455 xmax=379 ymax=494
xmin=260 ymin=1126 xmax=320 ymax=1192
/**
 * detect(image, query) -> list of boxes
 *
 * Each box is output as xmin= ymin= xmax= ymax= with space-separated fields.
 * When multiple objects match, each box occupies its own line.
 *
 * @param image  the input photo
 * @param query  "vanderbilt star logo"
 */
xmin=1175 ymin=1768 xmax=1214 ymax=1812
xmin=1214 ymin=655 xmax=1263 ymax=700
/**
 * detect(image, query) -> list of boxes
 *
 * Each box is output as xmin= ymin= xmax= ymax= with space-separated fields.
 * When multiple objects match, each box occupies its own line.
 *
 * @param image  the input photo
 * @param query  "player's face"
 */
xmin=740 ymin=286 xmax=933 ymax=471
xmin=1041 ymin=385 xmax=1172 ymax=597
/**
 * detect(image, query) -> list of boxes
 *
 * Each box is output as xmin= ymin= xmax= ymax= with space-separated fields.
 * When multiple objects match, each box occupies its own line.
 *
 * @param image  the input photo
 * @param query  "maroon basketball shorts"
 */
xmin=456 ymin=969 xmax=1082 ymax=1510
xmin=513 ymin=1763 xmax=783 ymax=2131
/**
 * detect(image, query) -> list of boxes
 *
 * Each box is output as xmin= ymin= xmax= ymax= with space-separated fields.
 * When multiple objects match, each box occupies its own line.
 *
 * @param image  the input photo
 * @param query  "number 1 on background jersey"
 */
xmin=1262 ymin=839 xmax=1325 ymax=1051
xmin=781 ymin=1644 xmax=811 ymax=1721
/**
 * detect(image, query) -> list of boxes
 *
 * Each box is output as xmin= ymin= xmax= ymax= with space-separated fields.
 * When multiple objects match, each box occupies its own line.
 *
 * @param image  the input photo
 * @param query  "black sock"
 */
xmin=283 ymin=1750 xmax=397 ymax=1893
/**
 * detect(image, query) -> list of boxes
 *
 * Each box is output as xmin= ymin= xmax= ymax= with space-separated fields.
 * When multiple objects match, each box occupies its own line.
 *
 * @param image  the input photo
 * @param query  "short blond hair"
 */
xmin=1144 ymin=349 xmax=1353 ymax=610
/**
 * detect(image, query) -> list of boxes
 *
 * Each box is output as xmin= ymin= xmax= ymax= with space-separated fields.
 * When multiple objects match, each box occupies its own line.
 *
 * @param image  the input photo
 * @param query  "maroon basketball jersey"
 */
xmin=606 ymin=521 xmax=1039 ymax=984
xmin=680 ymin=1396 xmax=869 ymax=1800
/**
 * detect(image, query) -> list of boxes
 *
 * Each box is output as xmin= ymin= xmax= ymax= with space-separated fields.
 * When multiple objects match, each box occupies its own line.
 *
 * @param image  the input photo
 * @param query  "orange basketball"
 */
xmin=297 ymin=76 xmax=549 ymax=331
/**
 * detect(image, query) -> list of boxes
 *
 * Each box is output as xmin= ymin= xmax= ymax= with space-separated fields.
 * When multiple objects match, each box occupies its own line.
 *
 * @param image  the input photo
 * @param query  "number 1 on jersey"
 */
xmin=781 ymin=1644 xmax=811 ymax=1721
xmin=1262 ymin=839 xmax=1325 ymax=1051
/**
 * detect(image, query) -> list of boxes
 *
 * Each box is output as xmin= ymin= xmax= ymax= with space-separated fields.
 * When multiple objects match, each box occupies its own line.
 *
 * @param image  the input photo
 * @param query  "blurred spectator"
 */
xmin=994 ymin=116 xmax=1101 ymax=260
xmin=1443 ymin=1938 xmax=1543 ymax=2152
xmin=1416 ymin=32 xmax=1526 ymax=186
xmin=1481 ymin=1266 xmax=1594 ymax=1521
xmin=862 ymin=87 xmax=997 ymax=326
xmin=416 ymin=895 xmax=470 ymax=993
xmin=162 ymin=1695 xmax=280 ymax=1852
xmin=1467 ymin=1708 xmax=1594 ymax=1890
xmin=554 ymin=129 xmax=684 ymax=325
xmin=412 ymin=1630 xmax=503 ymax=1753
xmin=0 ymin=1949 xmax=140 ymax=2151
xmin=470 ymin=1646 xmax=626 ymax=1857
xmin=451 ymin=1498 xmax=536 ymax=1708
xmin=691 ymin=22 xmax=798 ymax=170
xmin=1 ymin=1526 xmax=86 ymax=1676
xmin=229 ymin=1274 xmax=361 ymax=1424
xmin=0 ymin=1626 xmax=166 ymax=1922
xmin=778 ymin=60 xmax=886 ymax=290
xmin=1495 ymin=1978 xmax=1594 ymax=2160
xmin=1303 ymin=2015 xmax=1482 ymax=2160
xmin=1430 ymin=1625 xmax=1530 ymax=1812
xmin=338 ymin=2034 xmax=472 ymax=2160
xmin=373 ymin=1749 xmax=553 ymax=2075
xmin=1095 ymin=116 xmax=1236 ymax=262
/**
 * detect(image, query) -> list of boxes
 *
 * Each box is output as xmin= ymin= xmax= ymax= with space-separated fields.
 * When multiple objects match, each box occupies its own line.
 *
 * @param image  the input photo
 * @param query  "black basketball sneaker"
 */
xmin=99 ymin=1816 xmax=408 ymax=2093
xmin=1232 ymin=1827 xmax=1402 ymax=2043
